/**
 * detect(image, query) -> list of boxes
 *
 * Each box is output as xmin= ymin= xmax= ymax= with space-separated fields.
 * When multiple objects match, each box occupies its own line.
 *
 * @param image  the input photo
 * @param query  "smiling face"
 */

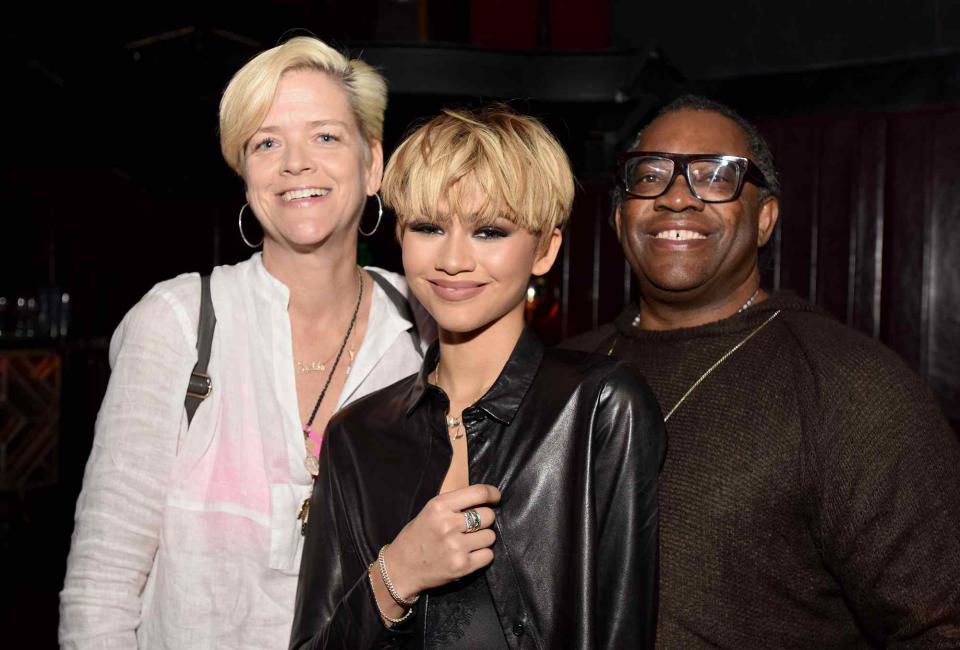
xmin=616 ymin=109 xmax=778 ymax=309
xmin=242 ymin=69 xmax=383 ymax=253
xmin=402 ymin=189 xmax=561 ymax=339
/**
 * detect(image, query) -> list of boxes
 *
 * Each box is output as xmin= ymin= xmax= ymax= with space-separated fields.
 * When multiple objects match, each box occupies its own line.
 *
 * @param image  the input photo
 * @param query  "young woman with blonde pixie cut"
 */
xmin=291 ymin=106 xmax=665 ymax=649
xmin=60 ymin=37 xmax=431 ymax=649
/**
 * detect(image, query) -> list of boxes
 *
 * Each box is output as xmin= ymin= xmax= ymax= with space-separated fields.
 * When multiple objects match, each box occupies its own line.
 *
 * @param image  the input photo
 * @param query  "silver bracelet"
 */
xmin=378 ymin=544 xmax=419 ymax=607
xmin=368 ymin=564 xmax=414 ymax=626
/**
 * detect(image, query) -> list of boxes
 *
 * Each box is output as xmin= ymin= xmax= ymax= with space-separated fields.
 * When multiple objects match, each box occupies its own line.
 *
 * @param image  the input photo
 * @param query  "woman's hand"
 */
xmin=382 ymin=484 xmax=500 ymax=599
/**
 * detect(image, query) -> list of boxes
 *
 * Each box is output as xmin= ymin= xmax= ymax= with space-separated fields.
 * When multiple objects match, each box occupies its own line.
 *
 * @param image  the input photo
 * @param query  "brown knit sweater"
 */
xmin=564 ymin=292 xmax=960 ymax=649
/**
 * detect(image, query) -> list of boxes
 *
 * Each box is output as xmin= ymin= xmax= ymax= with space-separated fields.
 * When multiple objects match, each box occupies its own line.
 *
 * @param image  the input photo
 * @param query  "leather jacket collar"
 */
xmin=404 ymin=326 xmax=544 ymax=426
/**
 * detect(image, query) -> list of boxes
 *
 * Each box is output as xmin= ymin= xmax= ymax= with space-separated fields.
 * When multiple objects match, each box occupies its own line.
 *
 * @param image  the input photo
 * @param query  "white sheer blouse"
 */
xmin=59 ymin=254 xmax=431 ymax=649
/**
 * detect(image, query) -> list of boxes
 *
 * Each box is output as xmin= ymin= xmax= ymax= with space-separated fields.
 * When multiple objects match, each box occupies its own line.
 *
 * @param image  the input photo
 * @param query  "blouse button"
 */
xmin=512 ymin=622 xmax=525 ymax=636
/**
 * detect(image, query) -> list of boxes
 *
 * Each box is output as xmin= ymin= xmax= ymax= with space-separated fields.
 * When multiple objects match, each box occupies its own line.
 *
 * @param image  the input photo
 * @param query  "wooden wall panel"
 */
xmin=814 ymin=119 xmax=859 ymax=319
xmin=595 ymin=187 xmax=629 ymax=328
xmin=758 ymin=115 xmax=886 ymax=335
xmin=561 ymin=183 xmax=604 ymax=339
xmin=557 ymin=180 xmax=633 ymax=341
xmin=927 ymin=110 xmax=960 ymax=425
xmin=765 ymin=119 xmax=820 ymax=300
xmin=881 ymin=115 xmax=930 ymax=373
xmin=849 ymin=119 xmax=886 ymax=338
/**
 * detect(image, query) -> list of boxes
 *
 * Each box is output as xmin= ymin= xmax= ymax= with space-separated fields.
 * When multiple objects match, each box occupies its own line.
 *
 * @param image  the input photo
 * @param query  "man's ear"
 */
xmin=614 ymin=206 xmax=624 ymax=244
xmin=532 ymin=228 xmax=563 ymax=276
xmin=757 ymin=195 xmax=780 ymax=247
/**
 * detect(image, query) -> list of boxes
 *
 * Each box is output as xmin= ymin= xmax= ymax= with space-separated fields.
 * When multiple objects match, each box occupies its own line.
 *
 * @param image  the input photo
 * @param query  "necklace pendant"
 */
xmin=445 ymin=415 xmax=465 ymax=440
xmin=297 ymin=497 xmax=311 ymax=536
xmin=303 ymin=428 xmax=322 ymax=476
xmin=297 ymin=360 xmax=327 ymax=375
xmin=304 ymin=452 xmax=320 ymax=476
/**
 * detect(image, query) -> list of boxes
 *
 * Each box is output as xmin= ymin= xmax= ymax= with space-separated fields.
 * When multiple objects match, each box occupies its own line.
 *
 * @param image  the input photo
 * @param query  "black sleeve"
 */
xmin=591 ymin=364 xmax=666 ymax=650
xmin=809 ymin=357 xmax=960 ymax=646
xmin=289 ymin=424 xmax=414 ymax=650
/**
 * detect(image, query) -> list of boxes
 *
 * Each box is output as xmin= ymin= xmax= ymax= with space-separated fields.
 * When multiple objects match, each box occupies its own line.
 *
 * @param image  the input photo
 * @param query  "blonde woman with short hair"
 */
xmin=291 ymin=106 xmax=665 ymax=649
xmin=59 ymin=37 xmax=431 ymax=649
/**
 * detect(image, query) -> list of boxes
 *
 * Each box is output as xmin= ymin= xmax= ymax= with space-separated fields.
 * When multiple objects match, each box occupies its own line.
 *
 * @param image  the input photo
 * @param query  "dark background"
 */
xmin=2 ymin=1 xmax=959 ymax=646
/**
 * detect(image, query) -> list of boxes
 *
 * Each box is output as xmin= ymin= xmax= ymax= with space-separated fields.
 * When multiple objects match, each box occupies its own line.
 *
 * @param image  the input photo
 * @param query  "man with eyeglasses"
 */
xmin=565 ymin=95 xmax=960 ymax=648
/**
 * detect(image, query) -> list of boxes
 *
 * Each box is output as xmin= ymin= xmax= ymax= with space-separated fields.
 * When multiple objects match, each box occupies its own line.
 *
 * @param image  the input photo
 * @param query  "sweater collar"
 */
xmin=404 ymin=326 xmax=544 ymax=425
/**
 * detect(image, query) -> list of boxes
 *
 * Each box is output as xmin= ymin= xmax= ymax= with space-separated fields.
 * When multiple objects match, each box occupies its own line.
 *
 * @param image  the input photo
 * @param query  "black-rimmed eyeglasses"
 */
xmin=618 ymin=151 xmax=770 ymax=203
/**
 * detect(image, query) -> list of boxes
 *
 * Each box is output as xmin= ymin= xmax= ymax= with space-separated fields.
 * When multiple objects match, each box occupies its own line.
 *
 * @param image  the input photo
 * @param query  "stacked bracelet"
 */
xmin=367 ymin=565 xmax=414 ymax=626
xmin=378 ymin=544 xmax=420 ymax=607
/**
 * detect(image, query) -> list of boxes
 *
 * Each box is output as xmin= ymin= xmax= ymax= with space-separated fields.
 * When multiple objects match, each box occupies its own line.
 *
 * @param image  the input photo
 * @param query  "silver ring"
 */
xmin=463 ymin=509 xmax=481 ymax=533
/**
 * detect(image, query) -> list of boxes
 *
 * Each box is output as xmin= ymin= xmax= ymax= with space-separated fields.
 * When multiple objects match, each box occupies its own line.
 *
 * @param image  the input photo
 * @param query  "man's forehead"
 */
xmin=636 ymin=109 xmax=750 ymax=157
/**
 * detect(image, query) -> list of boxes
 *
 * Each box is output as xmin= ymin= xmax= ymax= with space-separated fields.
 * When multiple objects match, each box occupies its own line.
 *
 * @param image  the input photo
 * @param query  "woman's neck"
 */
xmin=435 ymin=303 xmax=525 ymax=408
xmin=262 ymin=240 xmax=359 ymax=322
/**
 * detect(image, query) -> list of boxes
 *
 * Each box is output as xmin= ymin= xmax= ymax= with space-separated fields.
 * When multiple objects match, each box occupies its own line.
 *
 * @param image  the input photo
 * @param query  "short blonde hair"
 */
xmin=219 ymin=36 xmax=387 ymax=175
xmin=382 ymin=106 xmax=575 ymax=238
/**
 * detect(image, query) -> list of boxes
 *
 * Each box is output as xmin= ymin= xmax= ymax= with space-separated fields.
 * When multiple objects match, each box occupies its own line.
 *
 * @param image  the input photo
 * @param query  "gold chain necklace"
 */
xmin=662 ymin=310 xmax=780 ymax=422
xmin=295 ymin=343 xmax=356 ymax=375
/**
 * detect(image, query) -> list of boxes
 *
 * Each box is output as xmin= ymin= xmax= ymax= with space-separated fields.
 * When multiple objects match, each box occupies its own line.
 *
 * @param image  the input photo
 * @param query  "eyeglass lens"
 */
xmin=624 ymin=156 xmax=743 ymax=201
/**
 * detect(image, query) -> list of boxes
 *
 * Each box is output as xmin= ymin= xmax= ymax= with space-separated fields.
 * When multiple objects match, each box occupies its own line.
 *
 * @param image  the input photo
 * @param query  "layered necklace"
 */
xmin=297 ymin=268 xmax=363 ymax=536
xmin=301 ymin=266 xmax=363 ymax=477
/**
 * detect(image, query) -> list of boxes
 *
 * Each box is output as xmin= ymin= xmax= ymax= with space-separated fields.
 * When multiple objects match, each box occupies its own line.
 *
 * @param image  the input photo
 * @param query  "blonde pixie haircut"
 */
xmin=219 ymin=36 xmax=387 ymax=175
xmin=382 ymin=106 xmax=575 ymax=239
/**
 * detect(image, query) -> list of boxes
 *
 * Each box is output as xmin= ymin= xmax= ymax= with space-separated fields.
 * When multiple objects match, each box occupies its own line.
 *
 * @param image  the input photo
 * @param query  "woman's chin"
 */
xmin=265 ymin=228 xmax=346 ymax=253
xmin=434 ymin=316 xmax=488 ymax=337
xmin=433 ymin=307 xmax=526 ymax=342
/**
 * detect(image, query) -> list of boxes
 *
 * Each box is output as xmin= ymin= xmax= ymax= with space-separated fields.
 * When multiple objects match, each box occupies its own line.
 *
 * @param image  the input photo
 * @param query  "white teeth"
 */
xmin=655 ymin=229 xmax=707 ymax=240
xmin=281 ymin=188 xmax=329 ymax=201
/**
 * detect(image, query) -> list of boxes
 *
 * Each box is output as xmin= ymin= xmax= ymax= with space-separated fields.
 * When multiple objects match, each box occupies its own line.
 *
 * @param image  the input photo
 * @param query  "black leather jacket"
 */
xmin=290 ymin=328 xmax=665 ymax=649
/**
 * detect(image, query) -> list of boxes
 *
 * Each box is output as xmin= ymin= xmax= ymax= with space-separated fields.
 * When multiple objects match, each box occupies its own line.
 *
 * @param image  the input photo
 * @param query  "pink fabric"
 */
xmin=305 ymin=427 xmax=323 ymax=458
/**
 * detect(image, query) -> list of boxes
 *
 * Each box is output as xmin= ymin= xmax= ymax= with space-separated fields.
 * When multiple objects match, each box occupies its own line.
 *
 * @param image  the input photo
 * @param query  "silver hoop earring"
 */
xmin=358 ymin=193 xmax=383 ymax=237
xmin=238 ymin=203 xmax=263 ymax=248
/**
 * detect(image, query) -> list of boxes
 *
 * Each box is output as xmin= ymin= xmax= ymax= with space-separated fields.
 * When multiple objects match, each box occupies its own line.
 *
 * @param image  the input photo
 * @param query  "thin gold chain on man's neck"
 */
xmin=605 ymin=294 xmax=781 ymax=422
